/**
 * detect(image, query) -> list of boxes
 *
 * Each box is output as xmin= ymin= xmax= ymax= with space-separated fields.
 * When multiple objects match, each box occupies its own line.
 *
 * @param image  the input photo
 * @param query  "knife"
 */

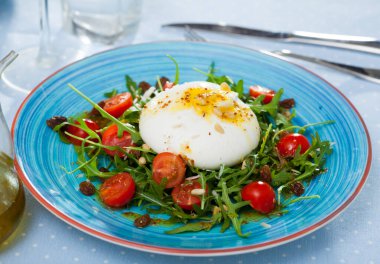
xmin=163 ymin=23 xmax=380 ymax=55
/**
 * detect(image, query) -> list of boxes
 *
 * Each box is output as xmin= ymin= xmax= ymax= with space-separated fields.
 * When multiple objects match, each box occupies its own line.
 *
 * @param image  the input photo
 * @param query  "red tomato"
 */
xmin=99 ymin=172 xmax=135 ymax=208
xmin=103 ymin=92 xmax=133 ymax=118
xmin=171 ymin=180 xmax=208 ymax=211
xmin=102 ymin=124 xmax=133 ymax=157
xmin=277 ymin=133 xmax=310 ymax=158
xmin=66 ymin=119 xmax=100 ymax=146
xmin=241 ymin=181 xmax=276 ymax=214
xmin=249 ymin=85 xmax=275 ymax=104
xmin=152 ymin=152 xmax=186 ymax=189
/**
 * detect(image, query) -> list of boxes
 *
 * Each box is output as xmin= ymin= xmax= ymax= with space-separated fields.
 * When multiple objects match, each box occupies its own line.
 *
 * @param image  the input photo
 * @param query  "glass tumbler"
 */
xmin=0 ymin=103 xmax=25 ymax=244
xmin=62 ymin=0 xmax=142 ymax=45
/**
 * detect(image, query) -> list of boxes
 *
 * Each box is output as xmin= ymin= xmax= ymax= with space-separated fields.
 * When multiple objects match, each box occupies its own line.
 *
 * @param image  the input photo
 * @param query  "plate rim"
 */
xmin=11 ymin=41 xmax=372 ymax=256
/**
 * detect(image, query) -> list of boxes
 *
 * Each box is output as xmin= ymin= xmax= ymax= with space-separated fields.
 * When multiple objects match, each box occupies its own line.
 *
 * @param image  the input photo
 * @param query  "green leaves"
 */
xmin=194 ymin=63 xmax=245 ymax=98
xmin=167 ymin=55 xmax=180 ymax=85
xmin=125 ymin=75 xmax=137 ymax=99
xmin=221 ymin=181 xmax=251 ymax=237
xmin=68 ymin=83 xmax=141 ymax=143
xmin=165 ymin=220 xmax=216 ymax=234
xmin=249 ymin=88 xmax=284 ymax=118
xmin=104 ymin=89 xmax=118 ymax=98
xmin=59 ymin=61 xmax=333 ymax=238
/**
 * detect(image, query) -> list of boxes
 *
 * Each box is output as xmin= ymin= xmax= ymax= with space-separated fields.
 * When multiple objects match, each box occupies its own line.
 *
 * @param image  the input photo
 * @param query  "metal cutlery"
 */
xmin=180 ymin=26 xmax=380 ymax=84
xmin=269 ymin=50 xmax=380 ymax=84
xmin=164 ymin=22 xmax=380 ymax=55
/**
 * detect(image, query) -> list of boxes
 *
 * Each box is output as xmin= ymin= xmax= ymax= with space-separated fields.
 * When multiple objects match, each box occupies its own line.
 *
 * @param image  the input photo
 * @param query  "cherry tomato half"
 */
xmin=249 ymin=85 xmax=275 ymax=104
xmin=171 ymin=180 xmax=208 ymax=211
xmin=66 ymin=119 xmax=100 ymax=146
xmin=152 ymin=152 xmax=186 ymax=189
xmin=102 ymin=124 xmax=133 ymax=157
xmin=241 ymin=181 xmax=276 ymax=214
xmin=276 ymin=133 xmax=310 ymax=158
xmin=103 ymin=92 xmax=133 ymax=118
xmin=99 ymin=172 xmax=135 ymax=208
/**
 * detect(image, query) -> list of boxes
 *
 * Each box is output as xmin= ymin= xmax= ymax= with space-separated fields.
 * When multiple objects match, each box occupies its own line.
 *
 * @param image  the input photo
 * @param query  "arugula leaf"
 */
xmin=165 ymin=220 xmax=215 ymax=234
xmin=234 ymin=79 xmax=244 ymax=98
xmin=104 ymin=89 xmax=118 ymax=98
xmin=125 ymin=75 xmax=137 ymax=99
xmin=221 ymin=181 xmax=251 ymax=238
xmin=249 ymin=88 xmax=284 ymax=118
xmin=167 ymin=55 xmax=180 ymax=84
xmin=68 ymin=83 xmax=141 ymax=143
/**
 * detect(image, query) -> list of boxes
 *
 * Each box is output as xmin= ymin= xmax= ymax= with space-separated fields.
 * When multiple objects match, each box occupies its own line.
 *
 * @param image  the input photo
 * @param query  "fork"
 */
xmin=183 ymin=27 xmax=380 ymax=84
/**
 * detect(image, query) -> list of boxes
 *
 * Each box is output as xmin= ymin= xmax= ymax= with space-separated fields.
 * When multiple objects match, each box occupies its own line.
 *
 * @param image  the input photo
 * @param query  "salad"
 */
xmin=46 ymin=59 xmax=333 ymax=237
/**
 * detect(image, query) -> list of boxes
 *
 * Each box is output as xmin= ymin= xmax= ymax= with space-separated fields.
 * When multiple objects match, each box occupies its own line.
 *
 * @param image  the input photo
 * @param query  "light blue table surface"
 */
xmin=1 ymin=0 xmax=379 ymax=263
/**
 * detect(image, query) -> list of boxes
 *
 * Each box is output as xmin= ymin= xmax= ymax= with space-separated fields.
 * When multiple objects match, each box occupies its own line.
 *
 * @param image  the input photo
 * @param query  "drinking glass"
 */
xmin=1 ymin=0 xmax=79 ymax=93
xmin=1 ymin=0 xmax=52 ymax=92
xmin=62 ymin=0 xmax=142 ymax=45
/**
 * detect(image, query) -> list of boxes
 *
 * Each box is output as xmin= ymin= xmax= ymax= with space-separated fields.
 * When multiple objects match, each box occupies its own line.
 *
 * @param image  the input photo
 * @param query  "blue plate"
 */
xmin=12 ymin=42 xmax=371 ymax=256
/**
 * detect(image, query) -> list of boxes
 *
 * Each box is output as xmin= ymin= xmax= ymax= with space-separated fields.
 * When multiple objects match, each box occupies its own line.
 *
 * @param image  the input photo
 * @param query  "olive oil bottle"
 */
xmin=0 ymin=153 xmax=25 ymax=243
xmin=0 ymin=104 xmax=25 ymax=244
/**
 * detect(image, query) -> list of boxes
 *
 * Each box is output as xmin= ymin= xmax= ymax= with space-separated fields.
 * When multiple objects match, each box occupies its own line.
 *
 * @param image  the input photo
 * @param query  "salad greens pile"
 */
xmin=50 ymin=60 xmax=333 ymax=237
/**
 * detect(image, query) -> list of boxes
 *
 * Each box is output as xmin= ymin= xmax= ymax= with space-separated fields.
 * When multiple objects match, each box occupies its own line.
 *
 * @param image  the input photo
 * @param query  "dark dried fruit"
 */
xmin=90 ymin=101 xmax=106 ymax=116
xmin=290 ymin=181 xmax=305 ymax=196
xmin=155 ymin=76 xmax=170 ymax=89
xmin=99 ymin=167 xmax=109 ymax=173
xmin=279 ymin=98 xmax=295 ymax=109
xmin=46 ymin=116 xmax=67 ymax=129
xmin=278 ymin=130 xmax=290 ymax=139
xmin=79 ymin=181 xmax=96 ymax=196
xmin=260 ymin=165 xmax=272 ymax=182
xmin=275 ymin=148 xmax=288 ymax=169
xmin=134 ymin=214 xmax=151 ymax=228
xmin=138 ymin=81 xmax=151 ymax=93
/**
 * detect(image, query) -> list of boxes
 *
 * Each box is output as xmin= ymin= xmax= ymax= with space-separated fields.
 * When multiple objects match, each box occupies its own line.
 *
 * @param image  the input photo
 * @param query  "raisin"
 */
xmin=79 ymin=181 xmax=96 ymax=196
xmin=138 ymin=81 xmax=151 ymax=93
xmin=290 ymin=182 xmax=305 ymax=196
xmin=260 ymin=165 xmax=272 ymax=183
xmin=89 ymin=101 xmax=106 ymax=116
xmin=128 ymin=149 xmax=141 ymax=159
xmin=279 ymin=98 xmax=295 ymax=109
xmin=134 ymin=214 xmax=151 ymax=228
xmin=155 ymin=76 xmax=170 ymax=89
xmin=278 ymin=130 xmax=290 ymax=139
xmin=99 ymin=167 xmax=109 ymax=173
xmin=275 ymin=147 xmax=288 ymax=169
xmin=46 ymin=116 xmax=67 ymax=129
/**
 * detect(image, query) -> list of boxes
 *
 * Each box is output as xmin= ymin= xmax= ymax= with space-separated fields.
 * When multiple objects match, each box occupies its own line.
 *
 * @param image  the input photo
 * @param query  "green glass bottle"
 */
xmin=0 ymin=104 xmax=25 ymax=244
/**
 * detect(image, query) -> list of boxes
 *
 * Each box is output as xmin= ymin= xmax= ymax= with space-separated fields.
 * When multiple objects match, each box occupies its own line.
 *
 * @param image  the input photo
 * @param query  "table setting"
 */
xmin=0 ymin=0 xmax=379 ymax=263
